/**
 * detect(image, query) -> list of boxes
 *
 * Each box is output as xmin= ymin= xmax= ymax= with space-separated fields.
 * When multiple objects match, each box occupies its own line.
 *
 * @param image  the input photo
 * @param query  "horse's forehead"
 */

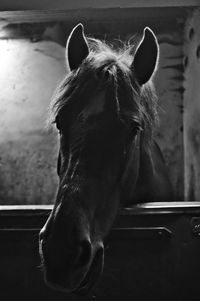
xmin=81 ymin=91 xmax=105 ymax=119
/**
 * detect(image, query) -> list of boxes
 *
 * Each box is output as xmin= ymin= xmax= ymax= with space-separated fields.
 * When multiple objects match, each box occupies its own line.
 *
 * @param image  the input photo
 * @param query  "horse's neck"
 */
xmin=121 ymin=138 xmax=173 ymax=205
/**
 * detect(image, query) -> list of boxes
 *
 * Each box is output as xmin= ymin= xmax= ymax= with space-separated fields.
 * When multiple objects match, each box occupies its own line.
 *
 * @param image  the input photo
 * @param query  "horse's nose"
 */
xmin=41 ymin=237 xmax=93 ymax=289
xmin=40 ymin=227 xmax=92 ymax=269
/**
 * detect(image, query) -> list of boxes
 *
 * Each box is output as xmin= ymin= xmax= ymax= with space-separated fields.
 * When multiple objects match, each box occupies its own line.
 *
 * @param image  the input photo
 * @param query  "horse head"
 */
xmin=39 ymin=23 xmax=159 ymax=294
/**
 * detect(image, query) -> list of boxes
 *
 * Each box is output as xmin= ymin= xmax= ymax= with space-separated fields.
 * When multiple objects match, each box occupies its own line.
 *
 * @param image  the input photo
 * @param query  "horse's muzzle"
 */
xmin=39 ymin=235 xmax=104 ymax=295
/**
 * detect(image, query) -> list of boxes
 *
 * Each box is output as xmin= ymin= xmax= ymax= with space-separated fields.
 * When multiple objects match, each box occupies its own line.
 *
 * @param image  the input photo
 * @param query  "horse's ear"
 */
xmin=66 ymin=23 xmax=89 ymax=71
xmin=131 ymin=27 xmax=159 ymax=85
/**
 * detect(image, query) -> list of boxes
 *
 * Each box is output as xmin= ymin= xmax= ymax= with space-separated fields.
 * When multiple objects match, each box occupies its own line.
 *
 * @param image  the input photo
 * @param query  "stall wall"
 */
xmin=154 ymin=31 xmax=184 ymax=200
xmin=0 ymin=40 xmax=65 ymax=204
xmin=184 ymin=8 xmax=200 ymax=201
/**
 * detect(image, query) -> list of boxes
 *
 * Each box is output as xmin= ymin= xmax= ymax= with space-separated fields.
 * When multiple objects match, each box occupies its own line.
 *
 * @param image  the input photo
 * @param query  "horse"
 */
xmin=39 ymin=23 xmax=173 ymax=295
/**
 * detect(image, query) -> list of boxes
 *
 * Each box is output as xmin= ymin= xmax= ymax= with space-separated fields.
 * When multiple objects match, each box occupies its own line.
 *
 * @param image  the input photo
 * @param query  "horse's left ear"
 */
xmin=66 ymin=23 xmax=89 ymax=71
xmin=131 ymin=27 xmax=159 ymax=85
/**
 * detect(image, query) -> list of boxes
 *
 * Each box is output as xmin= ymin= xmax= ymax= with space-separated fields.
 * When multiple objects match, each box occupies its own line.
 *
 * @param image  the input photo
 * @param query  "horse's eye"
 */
xmin=130 ymin=121 xmax=142 ymax=134
xmin=55 ymin=116 xmax=61 ymax=132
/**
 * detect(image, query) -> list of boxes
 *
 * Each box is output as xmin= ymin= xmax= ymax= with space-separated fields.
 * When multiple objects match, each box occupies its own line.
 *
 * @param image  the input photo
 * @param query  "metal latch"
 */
xmin=111 ymin=227 xmax=172 ymax=240
xmin=191 ymin=217 xmax=200 ymax=236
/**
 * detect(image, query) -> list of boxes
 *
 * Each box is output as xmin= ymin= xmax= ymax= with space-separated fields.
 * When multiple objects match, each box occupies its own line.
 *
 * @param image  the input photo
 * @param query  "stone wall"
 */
xmin=184 ymin=8 xmax=200 ymax=201
xmin=154 ymin=31 xmax=184 ymax=200
xmin=0 ymin=39 xmax=65 ymax=204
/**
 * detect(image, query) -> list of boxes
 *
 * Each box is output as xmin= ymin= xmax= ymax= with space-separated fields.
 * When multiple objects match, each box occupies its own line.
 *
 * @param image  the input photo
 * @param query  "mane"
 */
xmin=50 ymin=37 xmax=159 ymax=146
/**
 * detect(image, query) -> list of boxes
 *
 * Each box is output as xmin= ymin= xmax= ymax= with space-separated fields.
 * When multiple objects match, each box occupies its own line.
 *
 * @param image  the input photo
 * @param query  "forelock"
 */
xmin=49 ymin=37 xmax=158 ymax=146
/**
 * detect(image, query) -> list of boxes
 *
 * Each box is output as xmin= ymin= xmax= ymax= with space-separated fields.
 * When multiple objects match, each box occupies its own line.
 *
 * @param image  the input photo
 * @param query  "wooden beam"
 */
xmin=0 ymin=0 xmax=199 ymax=11
xmin=0 ymin=202 xmax=200 ymax=215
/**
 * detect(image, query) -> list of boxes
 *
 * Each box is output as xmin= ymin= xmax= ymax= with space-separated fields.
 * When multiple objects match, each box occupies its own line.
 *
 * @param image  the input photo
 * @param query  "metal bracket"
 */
xmin=191 ymin=217 xmax=200 ymax=236
xmin=111 ymin=227 xmax=172 ymax=240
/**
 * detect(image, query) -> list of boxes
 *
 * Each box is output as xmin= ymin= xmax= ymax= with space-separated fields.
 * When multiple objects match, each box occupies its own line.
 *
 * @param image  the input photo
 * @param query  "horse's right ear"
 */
xmin=131 ymin=27 xmax=159 ymax=85
xmin=66 ymin=23 xmax=89 ymax=71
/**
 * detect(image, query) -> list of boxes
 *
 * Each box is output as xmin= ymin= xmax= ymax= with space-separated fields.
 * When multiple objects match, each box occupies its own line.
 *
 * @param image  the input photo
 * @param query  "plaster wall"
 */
xmin=0 ymin=39 xmax=65 ymax=204
xmin=184 ymin=8 xmax=200 ymax=201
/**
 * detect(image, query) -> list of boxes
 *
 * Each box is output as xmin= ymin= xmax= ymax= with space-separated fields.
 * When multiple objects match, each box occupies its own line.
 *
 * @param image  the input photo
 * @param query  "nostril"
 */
xmin=75 ymin=239 xmax=92 ymax=268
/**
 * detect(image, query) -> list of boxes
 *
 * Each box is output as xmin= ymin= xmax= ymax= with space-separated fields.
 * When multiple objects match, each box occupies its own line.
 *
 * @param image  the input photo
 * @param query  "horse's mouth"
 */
xmin=40 ymin=243 xmax=104 ymax=295
xmin=74 ymin=247 xmax=104 ymax=295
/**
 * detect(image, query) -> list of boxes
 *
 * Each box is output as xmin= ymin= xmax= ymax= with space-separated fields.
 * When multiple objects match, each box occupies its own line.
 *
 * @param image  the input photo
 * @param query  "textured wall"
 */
xmin=184 ymin=8 xmax=200 ymax=201
xmin=0 ymin=40 xmax=65 ymax=204
xmin=154 ymin=32 xmax=184 ymax=200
